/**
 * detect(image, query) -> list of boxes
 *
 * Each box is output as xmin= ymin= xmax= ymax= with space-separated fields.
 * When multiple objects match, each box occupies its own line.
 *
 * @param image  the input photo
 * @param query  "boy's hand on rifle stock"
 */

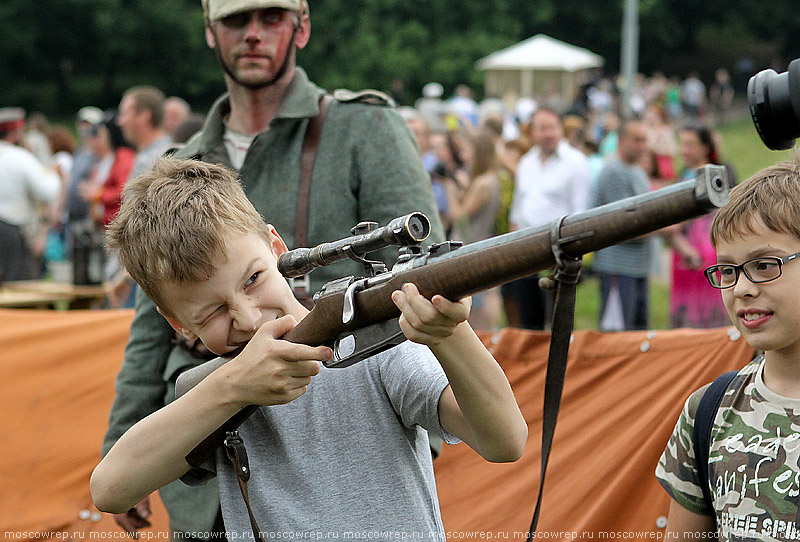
xmin=227 ymin=315 xmax=331 ymax=407
xmin=391 ymin=282 xmax=471 ymax=347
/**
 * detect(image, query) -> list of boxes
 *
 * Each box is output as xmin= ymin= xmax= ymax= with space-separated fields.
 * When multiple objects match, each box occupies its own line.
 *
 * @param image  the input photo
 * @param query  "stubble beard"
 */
xmin=212 ymin=24 xmax=299 ymax=91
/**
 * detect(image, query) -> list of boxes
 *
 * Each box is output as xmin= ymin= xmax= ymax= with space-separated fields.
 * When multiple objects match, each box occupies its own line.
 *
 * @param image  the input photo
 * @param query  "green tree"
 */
xmin=3 ymin=0 xmax=800 ymax=117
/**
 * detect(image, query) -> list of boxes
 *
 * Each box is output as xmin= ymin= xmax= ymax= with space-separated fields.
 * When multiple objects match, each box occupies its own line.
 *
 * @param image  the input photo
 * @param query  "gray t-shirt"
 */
xmin=184 ymin=341 xmax=457 ymax=540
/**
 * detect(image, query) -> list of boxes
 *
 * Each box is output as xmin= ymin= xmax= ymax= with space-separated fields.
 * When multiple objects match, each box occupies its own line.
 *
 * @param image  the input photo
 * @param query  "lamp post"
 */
xmin=620 ymin=0 xmax=639 ymax=118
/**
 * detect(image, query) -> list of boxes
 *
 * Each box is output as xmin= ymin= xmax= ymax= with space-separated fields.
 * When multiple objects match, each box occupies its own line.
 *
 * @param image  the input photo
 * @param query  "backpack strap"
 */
xmin=693 ymin=370 xmax=738 ymax=526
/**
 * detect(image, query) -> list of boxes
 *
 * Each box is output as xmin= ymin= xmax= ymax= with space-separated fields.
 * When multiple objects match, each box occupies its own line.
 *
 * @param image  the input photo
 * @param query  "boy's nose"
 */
xmin=231 ymin=303 xmax=261 ymax=332
xmin=731 ymin=274 xmax=759 ymax=298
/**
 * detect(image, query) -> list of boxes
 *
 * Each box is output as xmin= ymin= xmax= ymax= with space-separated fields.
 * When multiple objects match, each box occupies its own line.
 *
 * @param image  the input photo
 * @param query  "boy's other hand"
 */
xmin=229 ymin=315 xmax=331 ymax=407
xmin=391 ymin=283 xmax=471 ymax=347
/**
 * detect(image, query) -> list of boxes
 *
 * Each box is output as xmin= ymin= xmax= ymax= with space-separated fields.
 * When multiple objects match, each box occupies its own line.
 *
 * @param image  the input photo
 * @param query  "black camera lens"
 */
xmin=748 ymin=58 xmax=800 ymax=150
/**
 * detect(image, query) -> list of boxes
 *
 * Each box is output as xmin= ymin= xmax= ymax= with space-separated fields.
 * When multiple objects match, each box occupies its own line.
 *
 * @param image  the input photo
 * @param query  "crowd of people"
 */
xmin=4 ymin=0 xmax=799 ymax=540
xmin=0 ymin=89 xmax=201 ymax=306
xmin=397 ymin=69 xmax=739 ymax=332
xmin=1 ymin=65 xmax=740 ymax=328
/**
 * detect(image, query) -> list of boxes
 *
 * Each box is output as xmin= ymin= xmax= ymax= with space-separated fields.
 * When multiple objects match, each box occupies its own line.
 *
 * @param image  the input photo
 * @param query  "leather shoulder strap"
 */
xmin=295 ymin=94 xmax=334 ymax=250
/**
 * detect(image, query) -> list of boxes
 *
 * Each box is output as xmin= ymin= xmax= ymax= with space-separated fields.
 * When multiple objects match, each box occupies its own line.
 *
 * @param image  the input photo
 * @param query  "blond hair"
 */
xmin=106 ymin=158 xmax=272 ymax=315
xmin=710 ymin=155 xmax=800 ymax=247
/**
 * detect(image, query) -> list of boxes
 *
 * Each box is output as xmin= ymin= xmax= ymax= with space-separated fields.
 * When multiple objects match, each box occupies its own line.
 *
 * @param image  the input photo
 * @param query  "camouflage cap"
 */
xmin=202 ymin=0 xmax=303 ymax=20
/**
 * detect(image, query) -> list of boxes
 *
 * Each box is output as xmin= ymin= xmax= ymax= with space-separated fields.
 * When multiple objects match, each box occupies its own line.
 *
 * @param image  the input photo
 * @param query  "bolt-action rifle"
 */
xmin=176 ymin=165 xmax=730 ymax=467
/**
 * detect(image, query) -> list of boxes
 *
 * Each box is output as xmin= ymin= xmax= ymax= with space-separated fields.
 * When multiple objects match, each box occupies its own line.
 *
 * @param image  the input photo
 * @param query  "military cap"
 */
xmin=203 ymin=0 xmax=305 ymax=20
xmin=0 ymin=108 xmax=25 ymax=132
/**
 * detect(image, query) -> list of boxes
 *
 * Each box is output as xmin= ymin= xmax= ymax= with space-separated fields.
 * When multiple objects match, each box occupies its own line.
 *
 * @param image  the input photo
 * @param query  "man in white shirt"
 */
xmin=505 ymin=107 xmax=591 ymax=329
xmin=0 ymin=108 xmax=60 ymax=281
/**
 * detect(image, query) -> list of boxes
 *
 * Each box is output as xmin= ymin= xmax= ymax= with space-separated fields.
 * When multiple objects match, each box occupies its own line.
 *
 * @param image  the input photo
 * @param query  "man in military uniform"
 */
xmin=101 ymin=0 xmax=444 ymax=539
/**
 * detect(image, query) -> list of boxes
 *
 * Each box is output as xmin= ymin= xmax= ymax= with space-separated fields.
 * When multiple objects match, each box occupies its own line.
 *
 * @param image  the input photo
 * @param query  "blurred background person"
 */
xmin=430 ymin=129 xmax=471 ymax=237
xmin=506 ymin=107 xmax=591 ymax=329
xmin=446 ymin=130 xmax=502 ymax=330
xmin=598 ymin=111 xmax=620 ymax=160
xmin=415 ymin=82 xmax=447 ymax=132
xmin=44 ymin=125 xmax=77 ymax=271
xmin=641 ymin=149 xmax=672 ymax=191
xmin=662 ymin=124 xmax=729 ymax=328
xmin=64 ymin=107 xmax=104 ymax=254
xmin=24 ymin=112 xmax=52 ymax=165
xmin=681 ymin=72 xmax=706 ymax=120
xmin=590 ymin=119 xmax=653 ymax=331
xmin=399 ymin=106 xmax=437 ymax=172
xmin=163 ymin=96 xmax=191 ymax=139
xmin=83 ymin=111 xmax=135 ymax=230
xmin=171 ymin=113 xmax=207 ymax=146
xmin=562 ymin=114 xmax=587 ymax=150
xmin=84 ymin=111 xmax=135 ymax=307
xmin=117 ymin=85 xmax=172 ymax=181
xmin=644 ymin=104 xmax=677 ymax=182
xmin=0 ymin=108 xmax=60 ymax=281
xmin=448 ymin=83 xmax=479 ymax=127
xmin=710 ymin=68 xmax=735 ymax=126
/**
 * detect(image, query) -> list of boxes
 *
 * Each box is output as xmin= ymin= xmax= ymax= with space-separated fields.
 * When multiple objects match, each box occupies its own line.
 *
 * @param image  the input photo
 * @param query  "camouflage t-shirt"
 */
xmin=656 ymin=356 xmax=800 ymax=541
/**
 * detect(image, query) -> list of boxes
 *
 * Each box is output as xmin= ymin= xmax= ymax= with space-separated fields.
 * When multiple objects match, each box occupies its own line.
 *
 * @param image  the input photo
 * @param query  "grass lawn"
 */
xmin=572 ymin=112 xmax=792 ymax=331
xmin=718 ymin=115 xmax=794 ymax=181
xmin=574 ymin=273 xmax=670 ymax=330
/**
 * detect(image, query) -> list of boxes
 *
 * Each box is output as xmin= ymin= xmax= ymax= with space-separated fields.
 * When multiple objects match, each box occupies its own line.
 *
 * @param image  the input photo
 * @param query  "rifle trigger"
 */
xmin=326 ymin=318 xmax=407 ymax=369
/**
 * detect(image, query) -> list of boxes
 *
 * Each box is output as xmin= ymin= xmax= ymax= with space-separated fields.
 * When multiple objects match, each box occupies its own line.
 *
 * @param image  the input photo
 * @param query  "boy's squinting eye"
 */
xmin=245 ymin=272 xmax=260 ymax=288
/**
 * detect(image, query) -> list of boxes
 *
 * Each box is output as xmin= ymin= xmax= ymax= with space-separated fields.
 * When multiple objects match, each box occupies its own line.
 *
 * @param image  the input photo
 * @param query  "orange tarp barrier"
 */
xmin=435 ymin=327 xmax=754 ymax=539
xmin=0 ymin=309 xmax=754 ymax=540
xmin=0 ymin=308 xmax=171 ymax=541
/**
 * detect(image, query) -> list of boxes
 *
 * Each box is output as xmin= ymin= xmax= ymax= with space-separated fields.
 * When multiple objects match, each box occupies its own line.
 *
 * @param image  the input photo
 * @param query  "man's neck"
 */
xmin=136 ymin=129 xmax=167 ymax=151
xmin=224 ymin=68 xmax=295 ymax=136
xmin=539 ymin=146 xmax=557 ymax=162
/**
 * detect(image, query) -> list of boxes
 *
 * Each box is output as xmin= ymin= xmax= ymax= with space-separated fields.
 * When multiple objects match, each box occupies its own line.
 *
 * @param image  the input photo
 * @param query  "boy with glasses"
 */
xmin=656 ymin=158 xmax=800 ymax=540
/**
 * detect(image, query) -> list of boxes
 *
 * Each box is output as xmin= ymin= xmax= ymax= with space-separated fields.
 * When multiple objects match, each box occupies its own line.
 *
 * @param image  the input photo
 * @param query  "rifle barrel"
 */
xmin=284 ymin=165 xmax=729 ymax=346
xmin=178 ymin=165 xmax=729 ymax=467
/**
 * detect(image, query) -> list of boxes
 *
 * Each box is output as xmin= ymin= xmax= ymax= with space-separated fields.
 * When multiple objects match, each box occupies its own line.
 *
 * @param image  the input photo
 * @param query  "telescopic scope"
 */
xmin=278 ymin=212 xmax=431 ymax=278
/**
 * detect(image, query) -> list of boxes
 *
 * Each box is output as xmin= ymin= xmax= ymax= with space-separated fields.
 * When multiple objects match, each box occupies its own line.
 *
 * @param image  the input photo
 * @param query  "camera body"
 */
xmin=748 ymin=58 xmax=800 ymax=150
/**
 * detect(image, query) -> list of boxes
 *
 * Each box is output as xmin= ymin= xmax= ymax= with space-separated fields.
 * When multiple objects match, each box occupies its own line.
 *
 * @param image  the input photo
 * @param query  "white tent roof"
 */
xmin=476 ymin=34 xmax=604 ymax=72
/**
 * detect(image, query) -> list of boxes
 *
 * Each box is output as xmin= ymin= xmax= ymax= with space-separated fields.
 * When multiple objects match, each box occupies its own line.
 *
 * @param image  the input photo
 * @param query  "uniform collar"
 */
xmin=194 ymin=67 xmax=325 ymax=156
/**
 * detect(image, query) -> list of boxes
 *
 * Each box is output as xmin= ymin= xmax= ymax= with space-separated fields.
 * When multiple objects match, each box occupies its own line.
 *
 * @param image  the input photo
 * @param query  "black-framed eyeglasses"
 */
xmin=704 ymin=251 xmax=800 ymax=289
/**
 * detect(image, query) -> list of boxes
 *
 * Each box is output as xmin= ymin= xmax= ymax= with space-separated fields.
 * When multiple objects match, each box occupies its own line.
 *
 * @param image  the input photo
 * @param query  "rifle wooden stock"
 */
xmin=177 ymin=166 xmax=730 ymax=467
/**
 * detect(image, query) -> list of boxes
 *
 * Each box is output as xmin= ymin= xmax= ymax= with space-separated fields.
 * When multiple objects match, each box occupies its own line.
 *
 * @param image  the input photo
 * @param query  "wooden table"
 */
xmin=0 ymin=280 xmax=109 ymax=309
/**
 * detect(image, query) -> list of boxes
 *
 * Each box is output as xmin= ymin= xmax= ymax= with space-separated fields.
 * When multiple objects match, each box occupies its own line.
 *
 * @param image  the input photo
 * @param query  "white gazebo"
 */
xmin=476 ymin=34 xmax=604 ymax=106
